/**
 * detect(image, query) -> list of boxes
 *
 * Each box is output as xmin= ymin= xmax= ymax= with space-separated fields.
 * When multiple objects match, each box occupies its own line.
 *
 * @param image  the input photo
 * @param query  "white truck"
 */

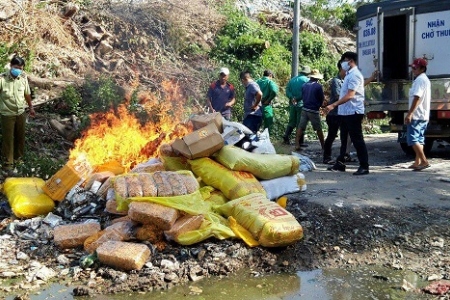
xmin=356 ymin=0 xmax=450 ymax=154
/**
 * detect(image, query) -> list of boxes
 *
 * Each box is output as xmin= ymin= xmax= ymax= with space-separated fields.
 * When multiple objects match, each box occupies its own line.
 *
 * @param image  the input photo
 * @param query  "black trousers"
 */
xmin=323 ymin=115 xmax=340 ymax=161
xmin=337 ymin=114 xmax=369 ymax=169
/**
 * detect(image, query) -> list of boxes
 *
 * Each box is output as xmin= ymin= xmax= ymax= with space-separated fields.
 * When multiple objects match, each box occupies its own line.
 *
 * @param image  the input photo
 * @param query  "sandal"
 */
xmin=412 ymin=164 xmax=431 ymax=171
xmin=408 ymin=164 xmax=418 ymax=169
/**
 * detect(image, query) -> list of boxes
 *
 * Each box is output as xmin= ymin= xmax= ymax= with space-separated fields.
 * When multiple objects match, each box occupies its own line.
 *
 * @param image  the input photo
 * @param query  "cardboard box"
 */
xmin=42 ymin=159 xmax=92 ymax=201
xmin=172 ymin=122 xmax=224 ymax=159
xmin=190 ymin=112 xmax=223 ymax=133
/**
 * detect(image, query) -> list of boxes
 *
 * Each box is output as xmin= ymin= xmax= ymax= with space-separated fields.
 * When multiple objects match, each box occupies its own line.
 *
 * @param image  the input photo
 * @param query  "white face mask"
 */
xmin=341 ymin=61 xmax=351 ymax=71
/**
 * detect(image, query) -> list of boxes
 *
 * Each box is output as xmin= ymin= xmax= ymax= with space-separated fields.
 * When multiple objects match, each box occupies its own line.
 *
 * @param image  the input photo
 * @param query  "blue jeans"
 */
xmin=243 ymin=114 xmax=263 ymax=133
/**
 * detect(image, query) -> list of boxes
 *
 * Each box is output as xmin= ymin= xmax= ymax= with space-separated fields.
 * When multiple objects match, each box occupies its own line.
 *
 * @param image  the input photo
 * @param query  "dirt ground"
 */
xmin=278 ymin=133 xmax=450 ymax=295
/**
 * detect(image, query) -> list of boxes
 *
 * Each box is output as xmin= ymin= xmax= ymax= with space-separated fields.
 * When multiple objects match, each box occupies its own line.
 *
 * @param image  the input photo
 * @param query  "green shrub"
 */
xmin=61 ymin=85 xmax=83 ymax=115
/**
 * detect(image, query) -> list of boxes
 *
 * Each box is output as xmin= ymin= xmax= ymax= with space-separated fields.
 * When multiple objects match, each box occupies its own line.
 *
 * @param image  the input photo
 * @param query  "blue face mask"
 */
xmin=10 ymin=68 xmax=22 ymax=77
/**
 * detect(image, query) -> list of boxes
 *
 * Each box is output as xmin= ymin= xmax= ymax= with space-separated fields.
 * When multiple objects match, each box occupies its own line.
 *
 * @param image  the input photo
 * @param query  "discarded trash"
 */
xmin=290 ymin=152 xmax=317 ymax=172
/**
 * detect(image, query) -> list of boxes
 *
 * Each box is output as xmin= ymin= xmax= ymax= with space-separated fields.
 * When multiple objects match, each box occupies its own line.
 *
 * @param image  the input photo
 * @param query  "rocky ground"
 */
xmin=1 ymin=133 xmax=449 ymax=299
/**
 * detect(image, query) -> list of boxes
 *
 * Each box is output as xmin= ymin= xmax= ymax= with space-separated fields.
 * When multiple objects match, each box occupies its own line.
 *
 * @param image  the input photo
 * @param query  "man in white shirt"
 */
xmin=324 ymin=51 xmax=369 ymax=175
xmin=405 ymin=58 xmax=431 ymax=171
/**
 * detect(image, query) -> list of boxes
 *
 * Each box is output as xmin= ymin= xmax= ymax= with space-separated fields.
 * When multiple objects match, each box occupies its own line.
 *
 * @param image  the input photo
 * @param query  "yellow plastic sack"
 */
xmin=218 ymin=193 xmax=303 ymax=247
xmin=213 ymin=145 xmax=300 ymax=180
xmin=3 ymin=177 xmax=55 ymax=219
xmin=160 ymin=155 xmax=191 ymax=171
xmin=176 ymin=213 xmax=235 ymax=245
xmin=228 ymin=216 xmax=259 ymax=247
xmin=199 ymin=186 xmax=229 ymax=206
xmin=122 ymin=190 xmax=235 ymax=245
xmin=189 ymin=157 xmax=266 ymax=200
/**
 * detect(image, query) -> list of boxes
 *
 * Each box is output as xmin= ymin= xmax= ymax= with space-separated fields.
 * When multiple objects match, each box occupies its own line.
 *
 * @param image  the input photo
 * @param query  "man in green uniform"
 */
xmin=256 ymin=70 xmax=278 ymax=135
xmin=283 ymin=65 xmax=311 ymax=145
xmin=0 ymin=56 xmax=35 ymax=175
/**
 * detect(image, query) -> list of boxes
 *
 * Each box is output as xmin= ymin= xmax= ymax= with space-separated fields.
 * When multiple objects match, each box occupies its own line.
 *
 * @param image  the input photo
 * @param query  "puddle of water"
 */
xmin=4 ymin=267 xmax=430 ymax=300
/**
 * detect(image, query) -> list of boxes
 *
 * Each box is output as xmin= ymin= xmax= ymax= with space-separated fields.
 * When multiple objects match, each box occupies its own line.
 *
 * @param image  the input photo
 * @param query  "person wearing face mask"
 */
xmin=0 ymin=56 xmax=35 ymax=176
xmin=324 ymin=51 xmax=369 ymax=175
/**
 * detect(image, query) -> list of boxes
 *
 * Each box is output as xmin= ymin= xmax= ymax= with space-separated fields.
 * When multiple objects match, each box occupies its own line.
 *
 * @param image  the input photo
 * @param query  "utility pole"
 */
xmin=291 ymin=0 xmax=300 ymax=78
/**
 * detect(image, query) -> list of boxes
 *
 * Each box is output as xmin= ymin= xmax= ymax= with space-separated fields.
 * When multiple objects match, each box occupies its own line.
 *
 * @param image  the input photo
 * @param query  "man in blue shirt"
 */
xmin=324 ymin=52 xmax=369 ymax=175
xmin=206 ymin=67 xmax=236 ymax=120
xmin=240 ymin=70 xmax=263 ymax=133
xmin=295 ymin=69 xmax=325 ymax=150
xmin=283 ymin=65 xmax=311 ymax=145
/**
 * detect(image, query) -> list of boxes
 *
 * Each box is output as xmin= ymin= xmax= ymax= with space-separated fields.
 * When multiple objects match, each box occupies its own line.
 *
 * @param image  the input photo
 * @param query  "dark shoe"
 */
xmin=344 ymin=154 xmax=357 ymax=162
xmin=327 ymin=161 xmax=346 ymax=172
xmin=323 ymin=158 xmax=335 ymax=165
xmin=353 ymin=167 xmax=369 ymax=175
xmin=282 ymin=137 xmax=291 ymax=145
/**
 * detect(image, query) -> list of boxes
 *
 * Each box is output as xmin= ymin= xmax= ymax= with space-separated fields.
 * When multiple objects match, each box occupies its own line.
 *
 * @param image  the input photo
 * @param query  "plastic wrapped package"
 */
xmin=164 ymin=214 xmax=204 ymax=242
xmin=137 ymin=173 xmax=157 ymax=197
xmin=3 ymin=177 xmax=55 ymax=219
xmin=96 ymin=241 xmax=150 ymax=271
xmin=84 ymin=171 xmax=115 ymax=190
xmin=54 ymin=222 xmax=101 ymax=249
xmin=128 ymin=201 xmax=179 ymax=230
xmin=130 ymin=158 xmax=165 ymax=173
xmin=84 ymin=220 xmax=137 ymax=253
xmin=96 ymin=177 xmax=114 ymax=198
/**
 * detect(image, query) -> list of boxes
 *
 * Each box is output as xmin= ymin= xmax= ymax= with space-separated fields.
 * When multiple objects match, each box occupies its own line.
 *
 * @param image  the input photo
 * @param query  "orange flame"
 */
xmin=69 ymin=80 xmax=193 ymax=172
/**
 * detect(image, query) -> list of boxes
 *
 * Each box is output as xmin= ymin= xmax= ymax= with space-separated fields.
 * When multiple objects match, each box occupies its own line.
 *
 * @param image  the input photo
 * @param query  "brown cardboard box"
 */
xmin=172 ymin=122 xmax=224 ymax=159
xmin=42 ymin=159 xmax=92 ymax=201
xmin=190 ymin=112 xmax=223 ymax=133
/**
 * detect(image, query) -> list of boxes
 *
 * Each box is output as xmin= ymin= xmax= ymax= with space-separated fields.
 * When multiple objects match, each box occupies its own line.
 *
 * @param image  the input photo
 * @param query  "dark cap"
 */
xmin=409 ymin=58 xmax=427 ymax=68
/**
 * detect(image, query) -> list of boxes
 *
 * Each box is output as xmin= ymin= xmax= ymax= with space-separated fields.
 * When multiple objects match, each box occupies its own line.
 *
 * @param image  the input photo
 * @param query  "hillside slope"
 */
xmin=1 ymin=0 xmax=355 ymax=107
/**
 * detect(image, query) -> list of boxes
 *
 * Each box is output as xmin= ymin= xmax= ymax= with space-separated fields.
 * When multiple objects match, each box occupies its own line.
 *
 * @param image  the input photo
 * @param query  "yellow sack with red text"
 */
xmin=189 ymin=157 xmax=266 ymax=200
xmin=218 ymin=193 xmax=303 ymax=247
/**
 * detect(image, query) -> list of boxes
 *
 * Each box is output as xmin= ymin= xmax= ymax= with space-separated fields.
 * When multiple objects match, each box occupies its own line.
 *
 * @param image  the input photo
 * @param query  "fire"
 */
xmin=69 ymin=80 xmax=193 ymax=172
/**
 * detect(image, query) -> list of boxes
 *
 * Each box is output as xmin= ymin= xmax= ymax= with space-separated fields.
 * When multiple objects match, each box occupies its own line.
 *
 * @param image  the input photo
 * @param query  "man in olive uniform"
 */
xmin=0 ymin=56 xmax=35 ymax=175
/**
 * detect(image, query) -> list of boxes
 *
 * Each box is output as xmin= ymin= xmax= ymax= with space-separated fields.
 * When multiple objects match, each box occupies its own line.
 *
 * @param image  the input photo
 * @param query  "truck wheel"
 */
xmin=400 ymin=138 xmax=434 ymax=156
xmin=400 ymin=142 xmax=414 ymax=156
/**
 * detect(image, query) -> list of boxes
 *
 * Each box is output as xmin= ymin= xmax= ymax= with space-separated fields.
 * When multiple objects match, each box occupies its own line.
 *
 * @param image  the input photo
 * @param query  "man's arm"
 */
xmin=405 ymin=95 xmax=421 ymax=124
xmin=251 ymin=90 xmax=263 ymax=110
xmin=325 ymin=89 xmax=356 ymax=113
xmin=364 ymin=70 xmax=379 ymax=86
